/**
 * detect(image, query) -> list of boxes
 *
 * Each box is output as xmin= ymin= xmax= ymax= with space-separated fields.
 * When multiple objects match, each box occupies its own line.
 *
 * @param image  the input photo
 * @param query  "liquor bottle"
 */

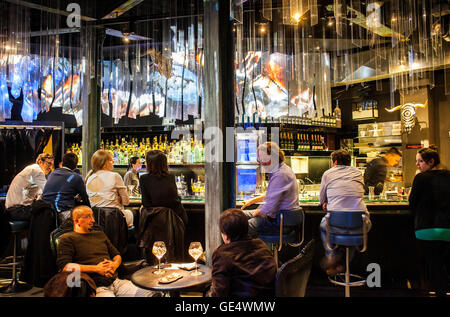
xmin=334 ymin=100 xmax=342 ymax=128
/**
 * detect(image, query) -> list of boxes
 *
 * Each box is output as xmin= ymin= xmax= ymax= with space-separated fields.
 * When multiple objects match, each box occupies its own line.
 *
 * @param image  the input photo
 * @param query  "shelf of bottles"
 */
xmin=279 ymin=131 xmax=329 ymax=152
xmin=67 ymin=135 xmax=205 ymax=166
xmin=236 ymin=114 xmax=339 ymax=128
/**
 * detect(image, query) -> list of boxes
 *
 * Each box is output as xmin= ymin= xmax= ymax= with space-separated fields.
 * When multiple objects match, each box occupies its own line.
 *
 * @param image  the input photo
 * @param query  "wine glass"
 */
xmin=188 ymin=242 xmax=203 ymax=276
xmin=152 ymin=241 xmax=167 ymax=275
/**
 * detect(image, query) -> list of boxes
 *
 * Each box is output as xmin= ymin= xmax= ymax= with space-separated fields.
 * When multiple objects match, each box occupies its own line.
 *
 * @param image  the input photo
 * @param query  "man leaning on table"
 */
xmin=56 ymin=205 xmax=160 ymax=297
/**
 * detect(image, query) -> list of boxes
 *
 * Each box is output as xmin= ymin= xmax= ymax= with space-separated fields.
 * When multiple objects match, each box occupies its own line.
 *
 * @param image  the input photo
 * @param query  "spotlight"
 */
xmin=327 ymin=17 xmax=334 ymax=27
xmin=293 ymin=13 xmax=301 ymax=23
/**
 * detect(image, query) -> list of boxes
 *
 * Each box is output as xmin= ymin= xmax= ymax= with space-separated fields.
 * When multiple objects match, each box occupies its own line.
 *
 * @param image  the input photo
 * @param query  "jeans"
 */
xmin=6 ymin=204 xmax=33 ymax=221
xmin=95 ymin=278 xmax=159 ymax=297
xmin=243 ymin=209 xmax=300 ymax=239
xmin=320 ymin=213 xmax=372 ymax=261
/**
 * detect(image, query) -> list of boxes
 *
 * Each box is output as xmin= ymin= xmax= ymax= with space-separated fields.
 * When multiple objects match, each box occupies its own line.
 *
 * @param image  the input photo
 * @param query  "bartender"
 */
xmin=363 ymin=147 xmax=402 ymax=195
xmin=241 ymin=141 xmax=300 ymax=237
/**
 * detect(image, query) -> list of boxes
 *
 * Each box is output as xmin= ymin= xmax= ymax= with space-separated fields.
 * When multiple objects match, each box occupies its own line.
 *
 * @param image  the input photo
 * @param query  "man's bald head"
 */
xmin=72 ymin=206 xmax=95 ymax=233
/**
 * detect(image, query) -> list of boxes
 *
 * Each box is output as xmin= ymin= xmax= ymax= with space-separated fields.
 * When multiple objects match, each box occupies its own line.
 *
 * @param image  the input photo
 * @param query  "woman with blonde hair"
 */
xmin=85 ymin=150 xmax=133 ymax=227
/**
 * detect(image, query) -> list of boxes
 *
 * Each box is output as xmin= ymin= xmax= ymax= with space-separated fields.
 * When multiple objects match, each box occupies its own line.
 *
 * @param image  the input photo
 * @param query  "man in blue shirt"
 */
xmin=241 ymin=142 xmax=300 ymax=237
xmin=42 ymin=152 xmax=90 ymax=224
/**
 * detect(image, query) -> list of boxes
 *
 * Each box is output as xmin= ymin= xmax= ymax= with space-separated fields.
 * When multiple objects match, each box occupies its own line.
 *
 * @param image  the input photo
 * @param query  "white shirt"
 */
xmin=86 ymin=170 xmax=129 ymax=211
xmin=320 ymin=165 xmax=367 ymax=213
xmin=6 ymin=164 xmax=47 ymax=209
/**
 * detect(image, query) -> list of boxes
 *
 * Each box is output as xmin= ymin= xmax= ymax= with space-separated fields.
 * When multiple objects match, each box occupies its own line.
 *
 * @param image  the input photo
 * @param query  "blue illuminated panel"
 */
xmin=237 ymin=167 xmax=257 ymax=193
xmin=237 ymin=138 xmax=258 ymax=163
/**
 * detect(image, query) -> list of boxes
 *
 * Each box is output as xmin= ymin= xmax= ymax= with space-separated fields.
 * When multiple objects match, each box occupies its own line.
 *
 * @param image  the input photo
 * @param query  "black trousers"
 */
xmin=416 ymin=239 xmax=450 ymax=296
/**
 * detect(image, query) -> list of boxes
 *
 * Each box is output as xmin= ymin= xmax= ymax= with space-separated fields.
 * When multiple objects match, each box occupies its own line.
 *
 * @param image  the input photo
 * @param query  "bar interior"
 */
xmin=0 ymin=0 xmax=449 ymax=298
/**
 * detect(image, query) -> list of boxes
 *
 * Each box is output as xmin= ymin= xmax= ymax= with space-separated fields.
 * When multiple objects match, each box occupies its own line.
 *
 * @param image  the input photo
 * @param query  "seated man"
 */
xmin=5 ymin=153 xmax=54 ymax=220
xmin=42 ymin=153 xmax=90 ymax=224
xmin=210 ymin=209 xmax=277 ymax=297
xmin=56 ymin=205 xmax=158 ymax=297
xmin=241 ymin=142 xmax=301 ymax=237
xmin=319 ymin=149 xmax=372 ymax=276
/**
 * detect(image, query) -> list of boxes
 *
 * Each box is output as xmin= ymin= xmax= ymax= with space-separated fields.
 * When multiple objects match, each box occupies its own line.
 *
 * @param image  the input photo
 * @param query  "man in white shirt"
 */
xmin=5 ymin=153 xmax=54 ymax=220
xmin=319 ymin=149 xmax=371 ymax=276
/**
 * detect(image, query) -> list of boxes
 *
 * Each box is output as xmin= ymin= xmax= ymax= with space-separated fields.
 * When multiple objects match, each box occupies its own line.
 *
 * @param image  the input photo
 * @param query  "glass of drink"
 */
xmin=368 ymin=186 xmax=375 ymax=201
xmin=152 ymin=241 xmax=167 ymax=275
xmin=188 ymin=242 xmax=203 ymax=276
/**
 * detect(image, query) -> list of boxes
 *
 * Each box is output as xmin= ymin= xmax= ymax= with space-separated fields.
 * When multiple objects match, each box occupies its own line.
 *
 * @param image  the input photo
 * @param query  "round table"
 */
xmin=131 ymin=264 xmax=212 ymax=296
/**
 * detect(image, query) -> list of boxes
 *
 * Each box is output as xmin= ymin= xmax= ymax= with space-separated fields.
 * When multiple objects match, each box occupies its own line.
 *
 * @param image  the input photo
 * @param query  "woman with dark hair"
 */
xmin=139 ymin=150 xmax=187 ymax=225
xmin=123 ymin=156 xmax=141 ymax=196
xmin=409 ymin=147 xmax=450 ymax=296
xmin=210 ymin=209 xmax=277 ymax=297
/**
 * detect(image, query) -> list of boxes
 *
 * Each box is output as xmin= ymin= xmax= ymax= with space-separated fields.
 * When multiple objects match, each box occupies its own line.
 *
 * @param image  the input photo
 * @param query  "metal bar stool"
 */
xmin=259 ymin=209 xmax=305 ymax=267
xmin=325 ymin=211 xmax=368 ymax=297
xmin=0 ymin=221 xmax=33 ymax=294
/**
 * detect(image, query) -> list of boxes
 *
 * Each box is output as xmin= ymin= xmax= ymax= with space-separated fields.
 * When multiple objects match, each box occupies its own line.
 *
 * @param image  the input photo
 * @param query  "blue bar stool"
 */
xmin=259 ymin=209 xmax=305 ymax=267
xmin=325 ymin=211 xmax=368 ymax=297
xmin=0 ymin=221 xmax=33 ymax=294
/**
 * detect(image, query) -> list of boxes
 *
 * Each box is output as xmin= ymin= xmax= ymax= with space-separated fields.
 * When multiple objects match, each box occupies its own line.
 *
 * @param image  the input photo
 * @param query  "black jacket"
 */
xmin=137 ymin=206 xmax=185 ymax=265
xmin=92 ymin=207 xmax=128 ymax=256
xmin=21 ymin=200 xmax=58 ymax=288
xmin=211 ymin=238 xmax=277 ymax=297
xmin=409 ymin=169 xmax=450 ymax=231
xmin=140 ymin=173 xmax=188 ymax=225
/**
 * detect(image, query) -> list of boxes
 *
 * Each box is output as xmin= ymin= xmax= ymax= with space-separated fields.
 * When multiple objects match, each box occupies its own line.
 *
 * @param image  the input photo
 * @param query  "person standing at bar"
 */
xmin=363 ymin=147 xmax=402 ymax=195
xmin=123 ymin=156 xmax=141 ymax=196
xmin=409 ymin=147 xmax=450 ymax=296
xmin=241 ymin=142 xmax=300 ymax=237
xmin=5 ymin=153 xmax=54 ymax=221
xmin=319 ymin=149 xmax=371 ymax=276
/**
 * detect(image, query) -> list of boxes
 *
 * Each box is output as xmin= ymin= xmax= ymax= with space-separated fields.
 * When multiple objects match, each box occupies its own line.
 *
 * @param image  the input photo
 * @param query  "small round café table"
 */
xmin=131 ymin=264 xmax=212 ymax=297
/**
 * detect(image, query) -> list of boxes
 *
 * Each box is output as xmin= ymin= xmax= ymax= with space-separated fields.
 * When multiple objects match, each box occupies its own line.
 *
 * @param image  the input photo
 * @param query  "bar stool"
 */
xmin=325 ymin=211 xmax=368 ymax=297
xmin=0 ymin=220 xmax=33 ymax=294
xmin=259 ymin=209 xmax=305 ymax=267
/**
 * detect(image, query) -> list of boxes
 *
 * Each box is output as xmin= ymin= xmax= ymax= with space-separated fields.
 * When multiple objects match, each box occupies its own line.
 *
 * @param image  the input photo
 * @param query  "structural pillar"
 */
xmin=203 ymin=0 xmax=236 ymax=265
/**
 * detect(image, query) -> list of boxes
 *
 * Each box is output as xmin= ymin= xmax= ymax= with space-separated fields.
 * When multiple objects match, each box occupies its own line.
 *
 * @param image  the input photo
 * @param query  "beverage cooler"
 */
xmin=235 ymin=132 xmax=263 ymax=200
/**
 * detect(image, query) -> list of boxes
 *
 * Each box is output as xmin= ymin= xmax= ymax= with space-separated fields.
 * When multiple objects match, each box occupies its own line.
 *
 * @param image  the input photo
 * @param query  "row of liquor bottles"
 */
xmin=236 ymin=103 xmax=342 ymax=128
xmin=279 ymin=132 xmax=328 ymax=151
xmin=68 ymin=135 xmax=205 ymax=166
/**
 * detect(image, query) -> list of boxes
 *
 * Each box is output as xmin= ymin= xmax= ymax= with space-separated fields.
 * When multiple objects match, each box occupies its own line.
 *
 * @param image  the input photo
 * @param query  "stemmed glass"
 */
xmin=127 ymin=185 xmax=135 ymax=197
xmin=152 ymin=241 xmax=167 ymax=275
xmin=188 ymin=242 xmax=203 ymax=276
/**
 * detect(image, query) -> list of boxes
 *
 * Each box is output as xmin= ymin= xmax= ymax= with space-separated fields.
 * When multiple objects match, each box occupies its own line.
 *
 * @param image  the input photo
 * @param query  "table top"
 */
xmin=131 ymin=263 xmax=212 ymax=292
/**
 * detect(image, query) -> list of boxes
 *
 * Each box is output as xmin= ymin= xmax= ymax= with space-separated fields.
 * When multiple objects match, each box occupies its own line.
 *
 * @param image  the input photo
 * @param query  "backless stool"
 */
xmin=325 ymin=211 xmax=368 ymax=297
xmin=0 ymin=221 xmax=32 ymax=294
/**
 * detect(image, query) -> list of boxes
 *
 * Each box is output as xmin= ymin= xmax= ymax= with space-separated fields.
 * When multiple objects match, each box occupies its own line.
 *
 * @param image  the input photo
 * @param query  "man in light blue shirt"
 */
xmin=319 ymin=149 xmax=371 ymax=275
xmin=241 ymin=142 xmax=300 ymax=237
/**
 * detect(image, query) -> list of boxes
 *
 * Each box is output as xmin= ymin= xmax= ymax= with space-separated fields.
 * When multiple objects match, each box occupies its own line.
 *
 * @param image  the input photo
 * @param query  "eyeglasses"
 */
xmin=43 ymin=160 xmax=54 ymax=166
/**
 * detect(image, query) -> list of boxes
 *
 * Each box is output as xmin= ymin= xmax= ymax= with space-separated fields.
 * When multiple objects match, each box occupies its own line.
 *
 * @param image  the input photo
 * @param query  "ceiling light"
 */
xmin=293 ymin=13 xmax=301 ymax=23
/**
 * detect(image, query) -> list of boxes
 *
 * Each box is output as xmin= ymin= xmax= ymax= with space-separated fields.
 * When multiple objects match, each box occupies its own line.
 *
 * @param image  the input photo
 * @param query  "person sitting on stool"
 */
xmin=5 ymin=153 xmax=54 ymax=221
xmin=241 ymin=142 xmax=300 ymax=237
xmin=319 ymin=149 xmax=372 ymax=276
xmin=42 ymin=152 xmax=90 ymax=224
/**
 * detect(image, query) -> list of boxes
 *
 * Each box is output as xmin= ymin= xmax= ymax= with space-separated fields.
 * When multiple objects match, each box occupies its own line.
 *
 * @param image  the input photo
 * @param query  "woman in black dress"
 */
xmin=139 ymin=150 xmax=188 ymax=225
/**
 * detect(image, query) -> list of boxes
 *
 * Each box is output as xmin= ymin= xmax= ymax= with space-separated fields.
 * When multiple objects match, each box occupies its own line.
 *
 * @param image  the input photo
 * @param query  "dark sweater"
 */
xmin=42 ymin=167 xmax=90 ymax=211
xmin=211 ymin=238 xmax=277 ymax=297
xmin=140 ymin=173 xmax=188 ymax=225
xmin=56 ymin=230 xmax=120 ymax=287
xmin=409 ymin=169 xmax=450 ymax=231
xmin=363 ymin=157 xmax=388 ymax=195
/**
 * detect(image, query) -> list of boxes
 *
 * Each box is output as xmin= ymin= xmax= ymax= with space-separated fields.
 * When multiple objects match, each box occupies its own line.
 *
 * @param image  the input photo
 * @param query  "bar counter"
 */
xmin=127 ymin=196 xmax=415 ymax=288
